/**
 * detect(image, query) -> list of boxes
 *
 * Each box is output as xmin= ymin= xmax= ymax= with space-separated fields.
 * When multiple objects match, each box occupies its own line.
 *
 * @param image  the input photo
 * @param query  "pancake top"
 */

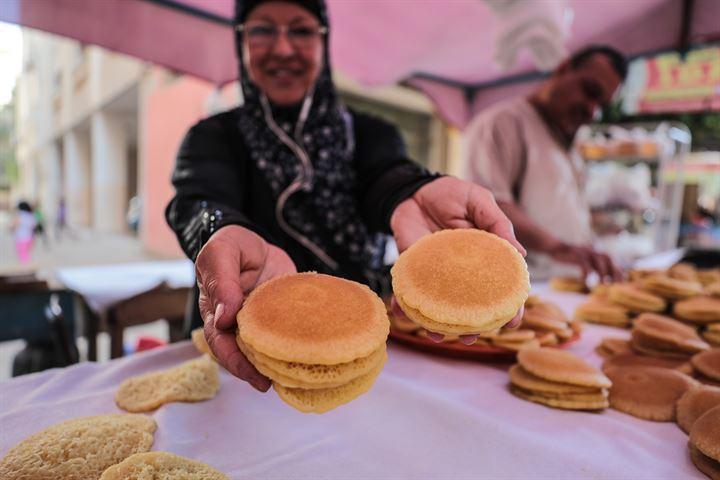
xmin=692 ymin=349 xmax=720 ymax=379
xmin=391 ymin=229 xmax=529 ymax=327
xmin=610 ymin=283 xmax=665 ymax=303
xmin=518 ymin=347 xmax=611 ymax=388
xmin=690 ymin=405 xmax=720 ymax=461
xmin=237 ymin=273 xmax=389 ymax=364
xmin=634 ymin=313 xmax=709 ymax=350
xmin=677 ymin=296 xmax=720 ymax=312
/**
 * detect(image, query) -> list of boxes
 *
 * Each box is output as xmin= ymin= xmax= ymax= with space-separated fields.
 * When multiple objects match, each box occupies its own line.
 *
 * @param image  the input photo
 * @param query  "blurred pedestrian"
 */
xmin=11 ymin=201 xmax=37 ymax=264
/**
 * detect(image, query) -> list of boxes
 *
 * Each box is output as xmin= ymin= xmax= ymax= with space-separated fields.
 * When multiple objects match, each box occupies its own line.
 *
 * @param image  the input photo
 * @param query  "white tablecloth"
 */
xmin=0 ymin=286 xmax=702 ymax=479
xmin=53 ymin=260 xmax=195 ymax=312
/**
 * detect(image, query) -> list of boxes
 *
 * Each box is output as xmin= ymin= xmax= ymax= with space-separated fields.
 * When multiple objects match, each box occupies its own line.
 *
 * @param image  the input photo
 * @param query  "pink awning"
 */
xmin=3 ymin=0 xmax=718 ymax=126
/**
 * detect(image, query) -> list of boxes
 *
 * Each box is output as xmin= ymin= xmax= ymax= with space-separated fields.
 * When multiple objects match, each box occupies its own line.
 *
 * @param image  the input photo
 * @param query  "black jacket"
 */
xmin=165 ymin=107 xmax=437 ymax=311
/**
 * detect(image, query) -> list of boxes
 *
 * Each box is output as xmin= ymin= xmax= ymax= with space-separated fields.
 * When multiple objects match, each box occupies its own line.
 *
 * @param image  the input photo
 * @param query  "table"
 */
xmin=53 ymin=260 xmax=195 ymax=360
xmin=54 ymin=260 xmax=195 ymax=313
xmin=0 ymin=286 xmax=703 ymax=479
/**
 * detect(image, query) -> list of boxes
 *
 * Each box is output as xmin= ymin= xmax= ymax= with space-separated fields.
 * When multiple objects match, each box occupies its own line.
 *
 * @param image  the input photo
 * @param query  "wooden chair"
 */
xmin=106 ymin=282 xmax=191 ymax=358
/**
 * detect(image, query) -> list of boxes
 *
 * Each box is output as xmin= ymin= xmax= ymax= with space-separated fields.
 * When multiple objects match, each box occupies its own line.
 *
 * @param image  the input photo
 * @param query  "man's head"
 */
xmin=534 ymin=46 xmax=627 ymax=138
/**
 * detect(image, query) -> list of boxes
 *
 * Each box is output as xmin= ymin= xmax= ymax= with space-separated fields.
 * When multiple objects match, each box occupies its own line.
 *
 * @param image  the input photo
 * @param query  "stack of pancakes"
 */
xmin=391 ymin=229 xmax=529 ymax=336
xmin=509 ymin=348 xmax=611 ymax=410
xmin=629 ymin=313 xmax=709 ymax=359
xmin=688 ymin=406 xmax=720 ymax=479
xmin=237 ymin=273 xmax=389 ymax=414
xmin=605 ymin=365 xmax=698 ymax=421
xmin=691 ymin=349 xmax=720 ymax=387
xmin=389 ymin=294 xmax=580 ymax=352
xmin=549 ymin=276 xmax=589 ymax=293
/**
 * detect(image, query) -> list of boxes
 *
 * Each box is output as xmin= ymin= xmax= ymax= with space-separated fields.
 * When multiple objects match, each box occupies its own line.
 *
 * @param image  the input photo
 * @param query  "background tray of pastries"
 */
xmin=388 ymin=296 xmax=581 ymax=361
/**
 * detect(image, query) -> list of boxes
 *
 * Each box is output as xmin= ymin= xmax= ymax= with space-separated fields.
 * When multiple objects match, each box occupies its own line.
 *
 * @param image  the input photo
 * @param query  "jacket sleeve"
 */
xmin=352 ymin=112 xmax=441 ymax=234
xmin=165 ymin=113 xmax=273 ymax=261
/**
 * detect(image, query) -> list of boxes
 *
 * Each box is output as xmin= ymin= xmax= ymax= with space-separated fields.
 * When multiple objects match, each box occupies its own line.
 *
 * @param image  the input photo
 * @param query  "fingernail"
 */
xmin=459 ymin=336 xmax=477 ymax=345
xmin=425 ymin=331 xmax=444 ymax=343
xmin=214 ymin=303 xmax=225 ymax=324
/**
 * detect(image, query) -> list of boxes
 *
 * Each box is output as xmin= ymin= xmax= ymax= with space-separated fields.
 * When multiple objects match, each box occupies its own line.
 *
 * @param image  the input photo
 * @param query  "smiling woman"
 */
xmin=165 ymin=0 xmax=525 ymax=389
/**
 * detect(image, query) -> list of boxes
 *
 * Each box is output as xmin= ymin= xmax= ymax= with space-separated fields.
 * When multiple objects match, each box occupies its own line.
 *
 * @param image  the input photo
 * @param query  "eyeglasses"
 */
xmin=237 ymin=22 xmax=327 ymax=49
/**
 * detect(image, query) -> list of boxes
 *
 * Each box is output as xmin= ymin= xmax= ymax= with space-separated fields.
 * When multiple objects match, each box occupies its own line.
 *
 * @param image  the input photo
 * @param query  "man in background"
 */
xmin=464 ymin=45 xmax=626 ymax=281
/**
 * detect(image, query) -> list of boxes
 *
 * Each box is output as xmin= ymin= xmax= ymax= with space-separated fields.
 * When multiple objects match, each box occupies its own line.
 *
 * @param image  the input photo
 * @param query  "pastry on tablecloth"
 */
xmin=550 ymin=276 xmax=589 ymax=293
xmin=191 ymin=327 xmax=217 ymax=361
xmin=595 ymin=338 xmax=632 ymax=359
xmin=0 ymin=414 xmax=156 ymax=479
xmin=668 ymin=263 xmax=699 ymax=282
xmin=691 ymin=349 xmax=720 ymax=384
xmin=641 ymin=274 xmax=703 ymax=300
xmin=602 ymin=352 xmax=692 ymax=375
xmin=608 ymin=283 xmax=666 ymax=313
xmin=674 ymin=297 xmax=720 ymax=324
xmin=631 ymin=313 xmax=709 ymax=356
xmin=575 ymin=297 xmax=631 ymax=328
xmin=676 ymin=386 xmax=720 ymax=434
xmin=391 ymin=229 xmax=529 ymax=335
xmin=116 ymin=356 xmax=220 ymax=412
xmin=237 ymin=272 xmax=388 ymax=413
xmin=702 ymin=324 xmax=720 ymax=347
xmin=689 ymin=405 xmax=720 ymax=479
xmin=509 ymin=348 xmax=611 ymax=410
xmin=100 ymin=451 xmax=227 ymax=480
xmin=605 ymin=366 xmax=697 ymax=421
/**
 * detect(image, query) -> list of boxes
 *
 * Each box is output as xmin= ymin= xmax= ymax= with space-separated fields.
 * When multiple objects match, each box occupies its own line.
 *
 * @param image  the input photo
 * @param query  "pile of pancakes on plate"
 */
xmin=389 ymin=229 xmax=588 ymax=352
xmin=572 ymin=263 xmax=720 ymax=343
xmin=236 ymin=272 xmax=389 ymax=414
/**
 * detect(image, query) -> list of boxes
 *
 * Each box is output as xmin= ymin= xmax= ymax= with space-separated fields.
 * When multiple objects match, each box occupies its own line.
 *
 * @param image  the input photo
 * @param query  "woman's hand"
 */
xmin=195 ymin=225 xmax=296 ymax=390
xmin=389 ymin=177 xmax=526 ymax=341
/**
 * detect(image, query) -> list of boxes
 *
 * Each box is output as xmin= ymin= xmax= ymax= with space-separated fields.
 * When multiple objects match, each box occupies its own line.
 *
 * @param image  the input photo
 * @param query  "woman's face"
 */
xmin=242 ymin=1 xmax=324 ymax=106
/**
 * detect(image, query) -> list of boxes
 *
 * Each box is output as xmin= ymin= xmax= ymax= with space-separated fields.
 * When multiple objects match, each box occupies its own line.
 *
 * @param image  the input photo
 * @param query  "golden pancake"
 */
xmin=676 ymin=386 xmax=720 ymax=434
xmin=524 ymin=295 xmax=543 ymax=307
xmin=491 ymin=338 xmax=540 ymax=351
xmin=238 ymin=273 xmax=389 ymax=365
xmin=495 ymin=329 xmax=536 ymax=342
xmin=575 ymin=298 xmax=631 ymax=327
xmin=518 ymin=348 xmax=611 ymax=388
xmin=238 ymin=335 xmax=386 ymax=389
xmin=0 ymin=414 xmax=156 ymax=480
xmin=595 ymin=338 xmax=632 ymax=359
xmin=689 ymin=443 xmax=720 ymax=480
xmin=550 ymin=276 xmax=589 ymax=293
xmin=608 ymin=283 xmax=666 ymax=313
xmin=395 ymin=295 xmax=514 ymax=335
xmin=690 ymin=405 xmax=720 ymax=462
xmin=607 ymin=366 xmax=698 ymax=421
xmin=391 ymin=229 xmax=529 ymax=333
xmin=531 ymin=301 xmax=568 ymax=321
xmin=536 ymin=331 xmax=559 ymax=346
xmin=703 ymin=331 xmax=720 ymax=347
xmin=706 ymin=282 xmax=720 ymax=298
xmin=698 ymin=269 xmax=720 ymax=287
xmin=115 ymin=356 xmax=220 ymax=413
xmin=521 ymin=308 xmax=570 ymax=334
xmin=633 ymin=313 xmax=709 ymax=354
xmin=602 ymin=352 xmax=692 ymax=373
xmin=591 ymin=283 xmax=611 ymax=296
xmin=510 ymin=385 xmax=608 ymax=410
xmin=100 ymin=451 xmax=227 ymax=480
xmin=641 ymin=275 xmax=703 ymax=300
xmin=628 ymin=268 xmax=664 ymax=282
xmin=508 ymin=365 xmax=600 ymax=394
xmin=674 ymin=297 xmax=720 ymax=324
xmin=668 ymin=263 xmax=698 ymax=282
xmin=191 ymin=327 xmax=217 ymax=361
xmin=692 ymin=350 xmax=720 ymax=382
xmin=630 ymin=334 xmax=693 ymax=360
xmin=389 ymin=313 xmax=421 ymax=333
xmin=273 ymin=353 xmax=386 ymax=414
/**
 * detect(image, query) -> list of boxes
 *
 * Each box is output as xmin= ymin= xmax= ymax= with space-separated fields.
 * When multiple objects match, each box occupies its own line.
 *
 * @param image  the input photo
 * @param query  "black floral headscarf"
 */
xmin=234 ymin=0 xmax=386 ymax=282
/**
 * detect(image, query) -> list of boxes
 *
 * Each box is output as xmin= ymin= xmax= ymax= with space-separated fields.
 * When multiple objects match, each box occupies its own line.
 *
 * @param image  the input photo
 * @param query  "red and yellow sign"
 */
xmin=638 ymin=47 xmax=720 ymax=113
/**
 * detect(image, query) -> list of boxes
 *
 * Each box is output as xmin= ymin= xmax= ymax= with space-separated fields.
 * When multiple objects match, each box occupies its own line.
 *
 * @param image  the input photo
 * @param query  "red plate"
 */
xmin=389 ymin=329 xmax=581 ymax=362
